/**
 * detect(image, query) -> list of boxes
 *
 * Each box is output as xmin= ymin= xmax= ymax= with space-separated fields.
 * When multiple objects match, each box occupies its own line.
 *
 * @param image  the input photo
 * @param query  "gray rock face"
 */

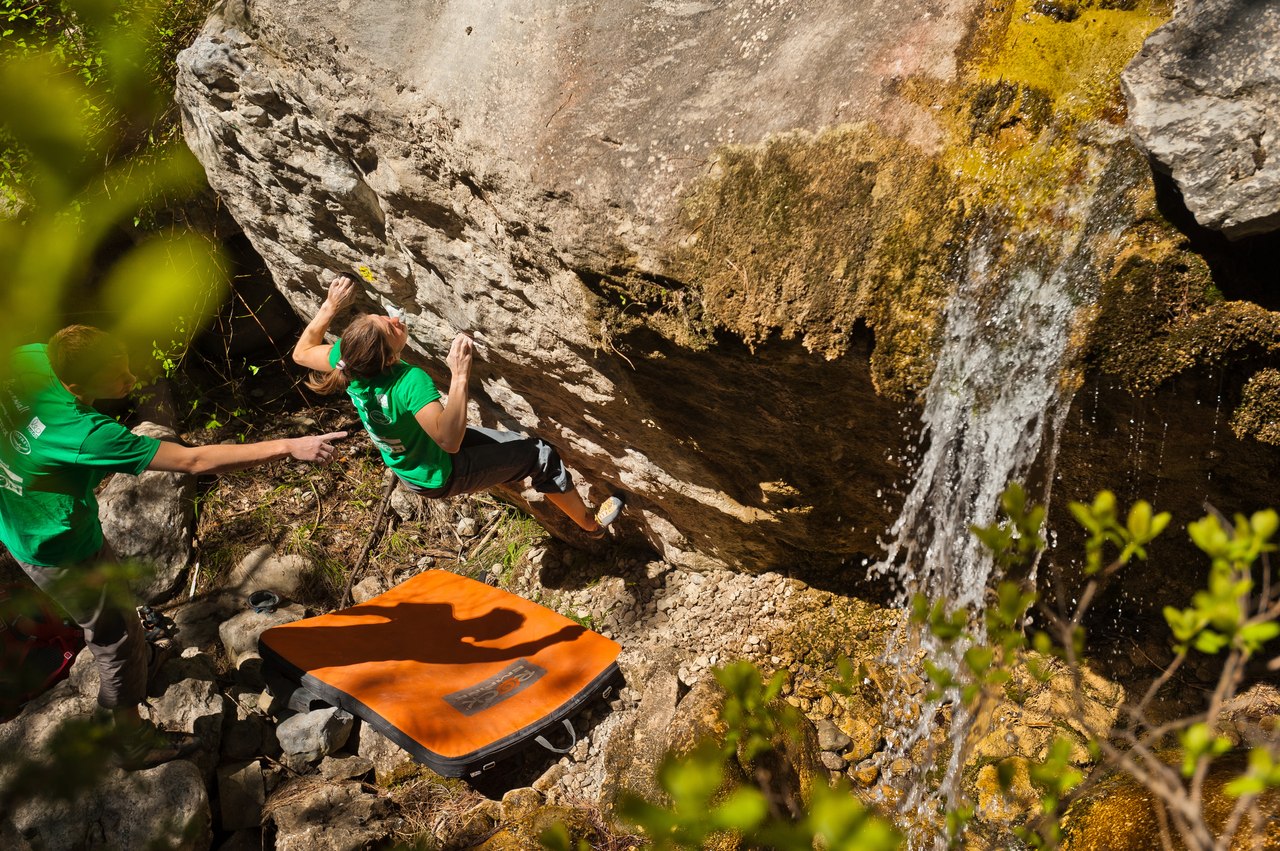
xmin=1123 ymin=0 xmax=1280 ymax=239
xmin=816 ymin=717 xmax=852 ymax=753
xmin=217 ymin=760 xmax=266 ymax=832
xmin=175 ymin=0 xmax=980 ymax=571
xmin=98 ymin=422 xmax=196 ymax=603
xmin=228 ymin=544 xmax=309 ymax=600
xmin=148 ymin=649 xmax=229 ymax=775
xmin=599 ymin=667 xmax=682 ymax=810
xmin=351 ymin=717 xmax=413 ymax=780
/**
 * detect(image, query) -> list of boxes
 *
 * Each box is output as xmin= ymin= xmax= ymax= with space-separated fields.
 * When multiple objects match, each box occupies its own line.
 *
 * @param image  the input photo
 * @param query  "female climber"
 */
xmin=292 ymin=275 xmax=623 ymax=538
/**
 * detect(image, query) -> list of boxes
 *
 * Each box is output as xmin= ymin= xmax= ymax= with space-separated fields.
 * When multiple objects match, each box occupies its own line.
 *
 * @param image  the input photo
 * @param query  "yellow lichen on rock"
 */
xmin=670 ymin=124 xmax=961 ymax=400
xmin=978 ymin=0 xmax=1174 ymax=123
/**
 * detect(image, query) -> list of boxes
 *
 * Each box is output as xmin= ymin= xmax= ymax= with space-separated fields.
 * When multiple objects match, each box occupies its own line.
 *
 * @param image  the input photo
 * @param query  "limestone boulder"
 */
xmin=351 ymin=717 xmax=413 ymax=781
xmin=599 ymin=666 xmax=682 ymax=811
xmin=267 ymin=778 xmax=396 ymax=851
xmin=217 ymin=760 xmax=266 ymax=832
xmin=173 ymin=0 xmax=987 ymax=573
xmin=148 ymin=649 xmax=229 ymax=776
xmin=275 ymin=706 xmax=354 ymax=766
xmin=1123 ymin=0 xmax=1280 ymax=239
xmin=171 ymin=0 xmax=1280 ymax=620
xmin=227 ymin=544 xmax=309 ymax=601
xmin=0 ymin=681 xmax=98 ymax=789
xmin=218 ymin=601 xmax=307 ymax=675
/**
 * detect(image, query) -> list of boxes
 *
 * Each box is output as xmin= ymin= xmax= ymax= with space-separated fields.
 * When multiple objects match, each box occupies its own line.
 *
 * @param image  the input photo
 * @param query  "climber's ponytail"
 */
xmin=305 ymin=314 xmax=398 ymax=395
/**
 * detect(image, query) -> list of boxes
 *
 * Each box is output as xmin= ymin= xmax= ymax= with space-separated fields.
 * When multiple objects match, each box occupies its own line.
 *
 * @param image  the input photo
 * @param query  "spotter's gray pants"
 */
xmin=13 ymin=540 xmax=147 ymax=710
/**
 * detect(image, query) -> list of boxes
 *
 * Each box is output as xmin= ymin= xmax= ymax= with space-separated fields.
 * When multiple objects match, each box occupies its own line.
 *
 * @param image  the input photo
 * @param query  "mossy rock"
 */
xmin=666 ymin=124 xmax=961 ymax=400
xmin=1060 ymin=756 xmax=1280 ymax=850
xmin=475 ymin=803 xmax=595 ymax=851
xmin=1086 ymin=217 xmax=1280 ymax=440
xmin=1232 ymin=369 xmax=1280 ymax=444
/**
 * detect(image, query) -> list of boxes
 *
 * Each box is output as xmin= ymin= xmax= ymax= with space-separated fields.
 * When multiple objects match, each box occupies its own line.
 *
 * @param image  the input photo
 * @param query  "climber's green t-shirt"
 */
xmin=330 ymin=342 xmax=450 ymax=488
xmin=0 ymin=344 xmax=160 ymax=566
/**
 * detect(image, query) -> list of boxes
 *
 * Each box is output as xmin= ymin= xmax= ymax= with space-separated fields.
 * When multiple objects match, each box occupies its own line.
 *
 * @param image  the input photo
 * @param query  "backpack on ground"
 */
xmin=0 ymin=583 xmax=84 ymax=722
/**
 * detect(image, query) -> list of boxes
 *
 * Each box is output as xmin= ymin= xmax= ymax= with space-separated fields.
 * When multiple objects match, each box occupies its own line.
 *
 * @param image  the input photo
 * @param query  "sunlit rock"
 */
xmin=1123 ymin=0 xmax=1280 ymax=239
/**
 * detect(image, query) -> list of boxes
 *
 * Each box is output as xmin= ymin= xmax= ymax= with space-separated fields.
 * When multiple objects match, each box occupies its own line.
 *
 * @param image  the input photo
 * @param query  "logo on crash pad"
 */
xmin=443 ymin=658 xmax=546 ymax=716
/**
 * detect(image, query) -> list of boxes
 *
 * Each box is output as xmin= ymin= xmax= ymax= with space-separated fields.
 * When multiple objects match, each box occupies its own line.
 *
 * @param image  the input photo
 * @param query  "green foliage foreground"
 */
xmin=0 ymin=0 xmax=220 ymax=828
xmin=0 ymin=0 xmax=223 ymax=374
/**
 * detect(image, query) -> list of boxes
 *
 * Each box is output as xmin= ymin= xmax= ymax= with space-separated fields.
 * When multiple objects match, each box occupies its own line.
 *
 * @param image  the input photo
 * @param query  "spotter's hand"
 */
xmin=289 ymin=431 xmax=349 ymax=464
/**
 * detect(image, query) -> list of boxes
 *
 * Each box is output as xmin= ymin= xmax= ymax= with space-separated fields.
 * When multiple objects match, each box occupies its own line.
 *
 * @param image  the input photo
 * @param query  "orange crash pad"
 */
xmin=258 ymin=569 xmax=621 ymax=777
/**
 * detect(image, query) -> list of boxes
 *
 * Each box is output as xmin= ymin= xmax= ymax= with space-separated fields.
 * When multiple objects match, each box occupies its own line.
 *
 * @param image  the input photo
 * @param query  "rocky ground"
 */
xmin=3 ymin=348 xmax=1278 ymax=851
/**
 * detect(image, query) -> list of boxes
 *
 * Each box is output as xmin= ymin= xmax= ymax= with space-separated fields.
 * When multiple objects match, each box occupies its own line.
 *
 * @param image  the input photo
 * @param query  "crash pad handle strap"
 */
xmin=535 ymin=719 xmax=577 ymax=754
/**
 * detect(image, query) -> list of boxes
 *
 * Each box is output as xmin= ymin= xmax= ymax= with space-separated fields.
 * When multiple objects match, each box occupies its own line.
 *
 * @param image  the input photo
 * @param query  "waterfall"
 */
xmin=870 ymin=243 xmax=1079 ymax=609
xmin=869 ymin=224 xmax=1099 ymax=844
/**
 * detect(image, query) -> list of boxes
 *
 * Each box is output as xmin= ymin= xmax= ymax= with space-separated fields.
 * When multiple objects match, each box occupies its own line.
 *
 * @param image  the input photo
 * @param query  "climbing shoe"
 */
xmin=116 ymin=720 xmax=201 ymax=771
xmin=586 ymin=495 xmax=625 ymax=539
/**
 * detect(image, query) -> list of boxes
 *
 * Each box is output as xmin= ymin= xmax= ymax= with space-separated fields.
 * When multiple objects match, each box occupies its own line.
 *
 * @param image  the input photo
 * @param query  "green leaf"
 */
xmin=1225 ymin=774 xmax=1267 ymax=798
xmin=538 ymin=822 xmax=576 ymax=851
xmin=1068 ymin=501 xmax=1098 ymax=533
xmin=1127 ymin=500 xmax=1152 ymax=540
xmin=1250 ymin=510 xmax=1278 ymax=542
xmin=1179 ymin=723 xmax=1232 ymax=777
xmin=659 ymin=745 xmax=723 ymax=806
xmin=910 ymin=594 xmax=930 ymax=625
xmin=1188 ymin=516 xmax=1229 ymax=558
xmin=1237 ymin=621 xmax=1280 ymax=654
xmin=964 ymin=645 xmax=994 ymax=677
xmin=924 ymin=660 xmax=956 ymax=689
xmin=1192 ymin=630 xmax=1229 ymax=655
xmin=709 ymin=788 xmax=768 ymax=831
xmin=1164 ymin=606 xmax=1205 ymax=644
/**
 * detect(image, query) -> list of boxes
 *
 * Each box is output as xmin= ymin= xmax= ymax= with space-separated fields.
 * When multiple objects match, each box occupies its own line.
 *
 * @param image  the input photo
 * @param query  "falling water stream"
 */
xmin=869 ymin=245 xmax=1079 ymax=611
xmin=867 ymin=187 xmax=1132 ymax=843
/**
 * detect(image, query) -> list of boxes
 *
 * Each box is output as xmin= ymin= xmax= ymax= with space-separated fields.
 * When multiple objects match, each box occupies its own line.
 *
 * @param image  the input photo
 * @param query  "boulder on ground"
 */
xmin=266 ymin=778 xmax=396 ymax=851
xmin=276 ymin=706 xmax=354 ymax=765
xmin=99 ymin=422 xmax=196 ymax=603
xmin=5 ymin=759 xmax=210 ymax=851
xmin=228 ymin=545 xmax=309 ymax=600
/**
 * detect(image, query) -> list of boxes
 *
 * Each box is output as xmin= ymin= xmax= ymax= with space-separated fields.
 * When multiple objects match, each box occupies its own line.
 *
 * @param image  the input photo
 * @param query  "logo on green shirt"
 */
xmin=9 ymin=430 xmax=30 ymax=455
